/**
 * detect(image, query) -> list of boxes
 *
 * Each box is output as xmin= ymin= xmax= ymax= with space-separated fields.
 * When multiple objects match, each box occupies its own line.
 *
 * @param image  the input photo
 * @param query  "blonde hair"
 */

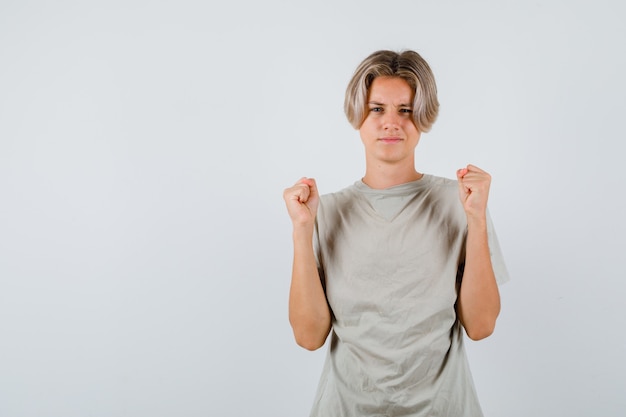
xmin=344 ymin=50 xmax=439 ymax=132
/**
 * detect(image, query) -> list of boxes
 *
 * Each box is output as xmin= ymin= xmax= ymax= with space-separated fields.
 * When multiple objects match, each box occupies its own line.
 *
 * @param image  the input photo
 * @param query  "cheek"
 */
xmin=402 ymin=120 xmax=420 ymax=134
xmin=358 ymin=120 xmax=376 ymax=137
xmin=359 ymin=128 xmax=372 ymax=143
xmin=403 ymin=126 xmax=421 ymax=142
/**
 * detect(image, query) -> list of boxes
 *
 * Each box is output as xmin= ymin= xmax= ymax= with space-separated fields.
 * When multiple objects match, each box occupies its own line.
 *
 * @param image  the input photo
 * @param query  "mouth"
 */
xmin=378 ymin=137 xmax=403 ymax=144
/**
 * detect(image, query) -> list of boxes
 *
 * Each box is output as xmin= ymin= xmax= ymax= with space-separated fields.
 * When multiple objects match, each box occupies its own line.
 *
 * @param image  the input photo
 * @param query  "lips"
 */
xmin=379 ymin=137 xmax=403 ymax=144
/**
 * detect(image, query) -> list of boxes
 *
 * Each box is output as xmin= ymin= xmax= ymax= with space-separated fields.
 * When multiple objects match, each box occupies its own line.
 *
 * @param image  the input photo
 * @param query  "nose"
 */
xmin=382 ymin=111 xmax=401 ymax=130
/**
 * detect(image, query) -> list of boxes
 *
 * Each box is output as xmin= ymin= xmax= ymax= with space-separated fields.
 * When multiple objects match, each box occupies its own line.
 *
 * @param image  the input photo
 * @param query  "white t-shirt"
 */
xmin=310 ymin=175 xmax=509 ymax=417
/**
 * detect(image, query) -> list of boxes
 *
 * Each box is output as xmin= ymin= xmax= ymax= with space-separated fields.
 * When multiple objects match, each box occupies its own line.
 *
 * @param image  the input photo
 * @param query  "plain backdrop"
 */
xmin=1 ymin=1 xmax=624 ymax=416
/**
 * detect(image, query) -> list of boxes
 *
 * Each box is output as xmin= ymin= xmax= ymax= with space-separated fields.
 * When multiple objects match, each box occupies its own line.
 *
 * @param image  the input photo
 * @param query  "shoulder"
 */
xmin=422 ymin=174 xmax=459 ymax=202
xmin=319 ymin=182 xmax=360 ymax=209
xmin=421 ymin=174 xmax=467 ymax=222
xmin=424 ymin=174 xmax=458 ymax=190
xmin=316 ymin=183 xmax=363 ymax=230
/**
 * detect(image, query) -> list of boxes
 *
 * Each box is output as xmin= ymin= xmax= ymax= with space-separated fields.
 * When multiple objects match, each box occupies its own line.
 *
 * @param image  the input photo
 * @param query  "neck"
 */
xmin=361 ymin=161 xmax=423 ymax=189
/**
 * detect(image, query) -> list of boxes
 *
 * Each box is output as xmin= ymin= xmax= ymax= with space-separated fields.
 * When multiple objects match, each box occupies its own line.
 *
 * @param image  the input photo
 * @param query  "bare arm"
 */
xmin=283 ymin=178 xmax=331 ymax=350
xmin=455 ymin=165 xmax=501 ymax=341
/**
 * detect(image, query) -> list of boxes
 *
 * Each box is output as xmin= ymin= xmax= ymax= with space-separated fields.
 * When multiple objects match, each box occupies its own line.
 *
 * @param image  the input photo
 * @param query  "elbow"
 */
xmin=466 ymin=325 xmax=495 ymax=341
xmin=293 ymin=329 xmax=327 ymax=351
xmin=290 ymin=316 xmax=330 ymax=351
xmin=464 ymin=318 xmax=497 ymax=341
xmin=458 ymin=296 xmax=501 ymax=341
xmin=295 ymin=335 xmax=326 ymax=351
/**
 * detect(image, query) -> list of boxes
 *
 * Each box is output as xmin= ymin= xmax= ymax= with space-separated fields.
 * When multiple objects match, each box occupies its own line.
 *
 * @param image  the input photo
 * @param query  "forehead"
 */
xmin=368 ymin=76 xmax=414 ymax=103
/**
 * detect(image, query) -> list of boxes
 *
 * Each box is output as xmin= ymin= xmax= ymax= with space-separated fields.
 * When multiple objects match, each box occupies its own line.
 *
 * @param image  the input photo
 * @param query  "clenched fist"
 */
xmin=456 ymin=164 xmax=491 ymax=220
xmin=283 ymin=177 xmax=320 ymax=229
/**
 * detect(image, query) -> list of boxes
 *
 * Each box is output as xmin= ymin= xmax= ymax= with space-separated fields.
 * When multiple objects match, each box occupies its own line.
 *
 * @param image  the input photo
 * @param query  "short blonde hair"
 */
xmin=344 ymin=50 xmax=439 ymax=132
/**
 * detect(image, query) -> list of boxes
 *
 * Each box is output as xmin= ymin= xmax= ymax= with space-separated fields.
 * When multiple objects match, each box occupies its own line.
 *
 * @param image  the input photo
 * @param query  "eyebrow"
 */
xmin=368 ymin=101 xmax=413 ymax=107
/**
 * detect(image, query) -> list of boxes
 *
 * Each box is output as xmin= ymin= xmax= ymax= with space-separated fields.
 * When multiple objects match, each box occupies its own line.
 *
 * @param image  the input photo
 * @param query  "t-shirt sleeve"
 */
xmin=313 ymin=217 xmax=327 ymax=290
xmin=486 ymin=209 xmax=510 ymax=285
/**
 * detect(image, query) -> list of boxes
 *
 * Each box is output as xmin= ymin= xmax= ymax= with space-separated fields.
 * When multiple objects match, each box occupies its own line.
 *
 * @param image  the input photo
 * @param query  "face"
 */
xmin=359 ymin=76 xmax=421 ymax=166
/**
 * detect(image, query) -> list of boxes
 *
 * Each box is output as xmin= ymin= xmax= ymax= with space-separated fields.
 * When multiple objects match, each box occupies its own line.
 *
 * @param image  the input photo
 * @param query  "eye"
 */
xmin=369 ymin=107 xmax=383 ymax=113
xmin=399 ymin=108 xmax=413 ymax=114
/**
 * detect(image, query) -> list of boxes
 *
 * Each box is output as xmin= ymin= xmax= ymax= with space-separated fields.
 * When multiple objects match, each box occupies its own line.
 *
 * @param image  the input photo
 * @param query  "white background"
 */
xmin=1 ymin=1 xmax=624 ymax=416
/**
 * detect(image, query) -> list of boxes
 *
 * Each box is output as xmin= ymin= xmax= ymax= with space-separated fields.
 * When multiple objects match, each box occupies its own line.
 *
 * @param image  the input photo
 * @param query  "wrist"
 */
xmin=466 ymin=214 xmax=487 ymax=230
xmin=292 ymin=224 xmax=314 ymax=242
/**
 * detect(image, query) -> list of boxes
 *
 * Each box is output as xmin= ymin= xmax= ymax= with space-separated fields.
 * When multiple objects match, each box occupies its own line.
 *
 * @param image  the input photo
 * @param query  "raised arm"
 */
xmin=283 ymin=177 xmax=332 ymax=350
xmin=455 ymin=165 xmax=501 ymax=341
